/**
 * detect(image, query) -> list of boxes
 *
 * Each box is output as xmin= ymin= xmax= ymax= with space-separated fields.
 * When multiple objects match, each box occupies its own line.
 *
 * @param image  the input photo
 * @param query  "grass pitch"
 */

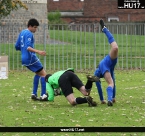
xmin=0 ymin=70 xmax=145 ymax=136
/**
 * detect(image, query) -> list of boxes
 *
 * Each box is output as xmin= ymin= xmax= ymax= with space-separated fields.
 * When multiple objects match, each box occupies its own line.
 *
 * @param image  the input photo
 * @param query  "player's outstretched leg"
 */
xmin=100 ymin=19 xmax=118 ymax=59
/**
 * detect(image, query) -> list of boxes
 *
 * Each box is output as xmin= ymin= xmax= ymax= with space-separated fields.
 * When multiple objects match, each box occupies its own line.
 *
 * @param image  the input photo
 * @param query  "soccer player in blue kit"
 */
xmin=15 ymin=18 xmax=47 ymax=101
xmin=91 ymin=19 xmax=118 ymax=106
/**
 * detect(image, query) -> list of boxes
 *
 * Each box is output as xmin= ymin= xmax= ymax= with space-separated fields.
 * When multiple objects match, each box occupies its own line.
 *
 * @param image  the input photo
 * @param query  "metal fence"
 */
xmin=0 ymin=23 xmax=145 ymax=71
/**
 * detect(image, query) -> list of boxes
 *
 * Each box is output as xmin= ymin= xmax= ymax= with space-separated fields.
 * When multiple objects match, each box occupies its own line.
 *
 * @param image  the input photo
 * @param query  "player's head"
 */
xmin=27 ymin=18 xmax=39 ymax=33
xmin=27 ymin=18 xmax=39 ymax=27
xmin=45 ymin=74 xmax=52 ymax=82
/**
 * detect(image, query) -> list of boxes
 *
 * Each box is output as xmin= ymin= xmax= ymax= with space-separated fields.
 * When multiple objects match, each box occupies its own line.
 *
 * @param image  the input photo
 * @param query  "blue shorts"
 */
xmin=94 ymin=55 xmax=117 ymax=77
xmin=26 ymin=60 xmax=43 ymax=72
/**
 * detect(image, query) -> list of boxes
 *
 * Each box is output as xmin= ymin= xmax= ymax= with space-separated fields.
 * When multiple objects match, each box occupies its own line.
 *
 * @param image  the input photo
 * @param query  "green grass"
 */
xmin=0 ymin=70 xmax=145 ymax=136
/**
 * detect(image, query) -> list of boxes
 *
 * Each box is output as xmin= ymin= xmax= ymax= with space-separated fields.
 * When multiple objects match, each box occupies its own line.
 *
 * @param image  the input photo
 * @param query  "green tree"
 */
xmin=48 ymin=11 xmax=67 ymax=30
xmin=48 ymin=11 xmax=66 ymax=24
xmin=0 ymin=0 xmax=27 ymax=19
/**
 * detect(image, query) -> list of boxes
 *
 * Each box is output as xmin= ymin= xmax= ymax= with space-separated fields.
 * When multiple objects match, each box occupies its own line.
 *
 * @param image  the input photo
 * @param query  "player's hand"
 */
xmin=84 ymin=91 xmax=90 ymax=96
xmin=37 ymin=50 xmax=46 ymax=56
xmin=87 ymin=91 xmax=90 ymax=96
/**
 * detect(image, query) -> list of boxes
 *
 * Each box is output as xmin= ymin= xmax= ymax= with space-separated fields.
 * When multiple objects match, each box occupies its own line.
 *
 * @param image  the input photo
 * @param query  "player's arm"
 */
xmin=24 ymin=33 xmax=46 ymax=56
xmin=95 ymin=80 xmax=104 ymax=101
xmin=46 ymin=82 xmax=54 ymax=101
xmin=27 ymin=47 xmax=46 ymax=56
xmin=15 ymin=35 xmax=21 ymax=51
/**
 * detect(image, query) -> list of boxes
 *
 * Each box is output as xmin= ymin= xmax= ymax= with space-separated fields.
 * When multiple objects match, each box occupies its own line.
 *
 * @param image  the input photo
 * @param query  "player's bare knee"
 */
xmin=112 ymin=45 xmax=118 ymax=53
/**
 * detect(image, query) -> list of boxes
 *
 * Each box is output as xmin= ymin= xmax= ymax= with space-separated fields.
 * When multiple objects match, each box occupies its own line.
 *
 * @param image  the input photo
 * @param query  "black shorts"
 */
xmin=58 ymin=71 xmax=84 ymax=97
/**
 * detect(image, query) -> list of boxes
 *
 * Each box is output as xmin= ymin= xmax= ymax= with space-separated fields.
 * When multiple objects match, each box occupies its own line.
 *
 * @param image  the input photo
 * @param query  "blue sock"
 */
xmin=96 ymin=81 xmax=104 ymax=101
xmin=32 ymin=75 xmax=40 ymax=96
xmin=40 ymin=77 xmax=46 ymax=96
xmin=113 ymin=85 xmax=116 ymax=99
xmin=106 ymin=86 xmax=113 ymax=101
xmin=103 ymin=27 xmax=115 ymax=44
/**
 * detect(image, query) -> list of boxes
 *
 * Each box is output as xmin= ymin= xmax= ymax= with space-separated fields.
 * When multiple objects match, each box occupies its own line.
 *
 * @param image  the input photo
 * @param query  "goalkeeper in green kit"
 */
xmin=42 ymin=68 xmax=98 ymax=106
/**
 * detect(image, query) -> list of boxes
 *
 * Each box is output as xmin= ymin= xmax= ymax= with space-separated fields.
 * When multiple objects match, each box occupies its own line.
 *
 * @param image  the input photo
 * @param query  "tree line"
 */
xmin=0 ymin=0 xmax=27 ymax=19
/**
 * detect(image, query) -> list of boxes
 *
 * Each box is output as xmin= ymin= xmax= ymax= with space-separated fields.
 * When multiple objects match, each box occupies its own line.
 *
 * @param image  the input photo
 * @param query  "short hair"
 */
xmin=27 ymin=18 xmax=39 ymax=27
xmin=45 ymin=74 xmax=52 ymax=82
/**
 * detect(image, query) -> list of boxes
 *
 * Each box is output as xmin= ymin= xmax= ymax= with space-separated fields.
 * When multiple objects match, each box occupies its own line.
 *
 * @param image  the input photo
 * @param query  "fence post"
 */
xmin=93 ymin=24 xmax=96 ymax=70
xmin=43 ymin=24 xmax=46 ymax=70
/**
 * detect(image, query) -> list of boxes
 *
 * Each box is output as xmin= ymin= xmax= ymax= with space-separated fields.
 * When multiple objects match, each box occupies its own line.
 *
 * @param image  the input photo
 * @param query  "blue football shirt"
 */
xmin=15 ymin=29 xmax=38 ymax=66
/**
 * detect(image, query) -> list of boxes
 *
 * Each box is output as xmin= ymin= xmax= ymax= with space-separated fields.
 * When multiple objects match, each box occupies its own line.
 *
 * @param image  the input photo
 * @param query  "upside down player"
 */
xmin=15 ymin=18 xmax=47 ymax=101
xmin=90 ymin=19 xmax=118 ymax=106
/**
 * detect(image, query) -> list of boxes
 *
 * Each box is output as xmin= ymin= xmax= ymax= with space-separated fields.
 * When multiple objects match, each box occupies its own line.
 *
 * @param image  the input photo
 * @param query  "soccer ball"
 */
xmin=54 ymin=88 xmax=61 ymax=96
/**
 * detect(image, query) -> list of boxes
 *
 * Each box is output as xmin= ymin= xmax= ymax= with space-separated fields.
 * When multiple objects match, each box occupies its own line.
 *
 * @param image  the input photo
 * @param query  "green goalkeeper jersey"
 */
xmin=46 ymin=68 xmax=74 ymax=101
